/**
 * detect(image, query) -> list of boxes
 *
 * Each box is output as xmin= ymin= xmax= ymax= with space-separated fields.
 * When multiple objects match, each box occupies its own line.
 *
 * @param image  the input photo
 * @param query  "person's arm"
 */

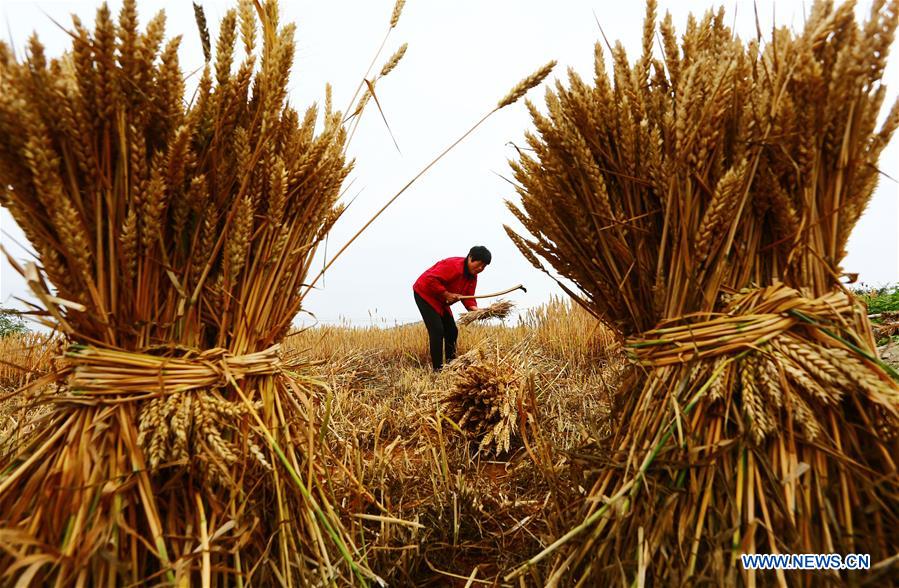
xmin=422 ymin=274 xmax=447 ymax=300
xmin=421 ymin=260 xmax=457 ymax=303
xmin=443 ymin=292 xmax=465 ymax=305
xmin=461 ymin=277 xmax=478 ymax=311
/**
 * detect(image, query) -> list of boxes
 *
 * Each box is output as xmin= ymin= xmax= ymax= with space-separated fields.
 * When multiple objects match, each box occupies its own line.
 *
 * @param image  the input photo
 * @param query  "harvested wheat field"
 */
xmin=1 ymin=0 xmax=898 ymax=586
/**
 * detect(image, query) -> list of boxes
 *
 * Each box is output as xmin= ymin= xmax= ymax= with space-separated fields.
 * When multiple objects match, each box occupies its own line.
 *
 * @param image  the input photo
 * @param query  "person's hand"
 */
xmin=445 ymin=292 xmax=463 ymax=304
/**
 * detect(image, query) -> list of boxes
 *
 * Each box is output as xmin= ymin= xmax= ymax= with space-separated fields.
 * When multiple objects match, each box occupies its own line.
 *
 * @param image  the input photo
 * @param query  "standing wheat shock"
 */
xmin=442 ymin=342 xmax=532 ymax=454
xmin=504 ymin=1 xmax=899 ymax=584
xmin=0 ymin=0 xmax=367 ymax=585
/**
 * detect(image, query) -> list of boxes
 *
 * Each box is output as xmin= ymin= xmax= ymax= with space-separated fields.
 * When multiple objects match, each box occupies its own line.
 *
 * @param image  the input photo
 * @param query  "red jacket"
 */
xmin=413 ymin=257 xmax=478 ymax=316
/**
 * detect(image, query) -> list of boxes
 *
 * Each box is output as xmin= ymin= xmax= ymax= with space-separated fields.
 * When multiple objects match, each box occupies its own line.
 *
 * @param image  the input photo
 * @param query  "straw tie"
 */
xmin=64 ymin=344 xmax=284 ymax=397
xmin=625 ymin=284 xmax=860 ymax=367
xmin=625 ymin=282 xmax=899 ymax=444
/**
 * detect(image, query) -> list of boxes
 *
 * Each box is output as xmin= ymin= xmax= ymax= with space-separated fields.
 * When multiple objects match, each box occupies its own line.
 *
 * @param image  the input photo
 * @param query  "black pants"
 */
xmin=414 ymin=292 xmax=458 ymax=371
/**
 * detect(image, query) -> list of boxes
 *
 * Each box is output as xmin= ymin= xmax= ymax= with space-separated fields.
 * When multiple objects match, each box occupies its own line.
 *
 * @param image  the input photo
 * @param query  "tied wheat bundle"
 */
xmin=873 ymin=311 xmax=899 ymax=341
xmin=505 ymin=0 xmax=899 ymax=584
xmin=458 ymin=299 xmax=515 ymax=326
xmin=442 ymin=342 xmax=532 ymax=454
xmin=0 ymin=0 xmax=379 ymax=585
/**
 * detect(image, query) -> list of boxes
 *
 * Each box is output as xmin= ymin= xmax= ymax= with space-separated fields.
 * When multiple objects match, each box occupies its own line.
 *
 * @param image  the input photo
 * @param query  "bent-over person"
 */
xmin=412 ymin=246 xmax=491 ymax=370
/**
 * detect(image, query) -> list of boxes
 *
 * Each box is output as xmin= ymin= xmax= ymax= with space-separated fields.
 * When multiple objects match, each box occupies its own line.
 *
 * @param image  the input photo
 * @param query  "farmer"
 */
xmin=413 ymin=246 xmax=491 ymax=371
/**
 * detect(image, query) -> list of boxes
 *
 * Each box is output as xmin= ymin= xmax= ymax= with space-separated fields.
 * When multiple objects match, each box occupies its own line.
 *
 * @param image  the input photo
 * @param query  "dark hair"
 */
xmin=468 ymin=245 xmax=492 ymax=265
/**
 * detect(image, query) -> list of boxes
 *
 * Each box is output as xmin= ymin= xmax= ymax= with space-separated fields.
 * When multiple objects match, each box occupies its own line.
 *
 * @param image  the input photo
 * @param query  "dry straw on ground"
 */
xmin=506 ymin=0 xmax=899 ymax=584
xmin=292 ymin=299 xmax=617 ymax=584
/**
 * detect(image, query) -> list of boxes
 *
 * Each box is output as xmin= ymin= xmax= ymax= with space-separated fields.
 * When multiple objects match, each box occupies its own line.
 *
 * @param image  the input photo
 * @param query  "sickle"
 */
xmin=458 ymin=284 xmax=527 ymax=300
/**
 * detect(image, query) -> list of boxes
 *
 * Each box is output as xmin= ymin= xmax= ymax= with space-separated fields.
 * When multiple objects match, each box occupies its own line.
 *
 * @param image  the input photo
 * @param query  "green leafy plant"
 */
xmin=853 ymin=283 xmax=899 ymax=315
xmin=0 ymin=308 xmax=28 ymax=337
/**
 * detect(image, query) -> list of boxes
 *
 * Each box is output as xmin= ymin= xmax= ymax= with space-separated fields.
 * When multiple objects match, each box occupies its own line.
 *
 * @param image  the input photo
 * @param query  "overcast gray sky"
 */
xmin=1 ymin=0 xmax=897 ymax=328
